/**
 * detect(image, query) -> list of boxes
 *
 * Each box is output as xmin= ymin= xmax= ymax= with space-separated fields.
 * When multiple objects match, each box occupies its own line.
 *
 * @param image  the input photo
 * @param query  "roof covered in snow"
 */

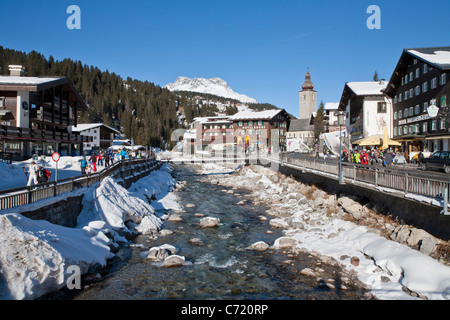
xmin=345 ymin=81 xmax=387 ymax=96
xmin=228 ymin=109 xmax=283 ymax=121
xmin=406 ymin=47 xmax=450 ymax=70
xmin=71 ymin=123 xmax=120 ymax=134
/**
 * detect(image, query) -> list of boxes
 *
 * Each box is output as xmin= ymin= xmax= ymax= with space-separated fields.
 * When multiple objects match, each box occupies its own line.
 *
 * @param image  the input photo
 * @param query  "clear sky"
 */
xmin=1 ymin=0 xmax=449 ymax=117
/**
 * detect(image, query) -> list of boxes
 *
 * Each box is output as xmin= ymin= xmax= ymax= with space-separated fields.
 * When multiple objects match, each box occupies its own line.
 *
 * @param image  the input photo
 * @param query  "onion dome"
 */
xmin=302 ymin=68 xmax=314 ymax=90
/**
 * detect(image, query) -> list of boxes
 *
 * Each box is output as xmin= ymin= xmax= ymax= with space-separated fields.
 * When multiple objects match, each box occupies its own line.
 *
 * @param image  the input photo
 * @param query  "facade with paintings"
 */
xmin=384 ymin=47 xmax=450 ymax=156
xmin=0 ymin=65 xmax=90 ymax=160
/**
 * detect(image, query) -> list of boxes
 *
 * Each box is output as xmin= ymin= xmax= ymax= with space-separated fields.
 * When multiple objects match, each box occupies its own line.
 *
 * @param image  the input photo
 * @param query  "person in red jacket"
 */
xmin=90 ymin=153 xmax=98 ymax=172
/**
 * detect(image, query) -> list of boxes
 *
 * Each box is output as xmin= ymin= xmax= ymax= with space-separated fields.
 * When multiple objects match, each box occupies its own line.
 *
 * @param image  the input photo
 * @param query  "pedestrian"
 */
xmin=98 ymin=151 xmax=103 ymax=167
xmin=27 ymin=161 xmax=38 ymax=186
xmin=384 ymin=150 xmax=393 ymax=167
xmin=80 ymin=156 xmax=87 ymax=175
xmin=90 ymin=152 xmax=98 ymax=172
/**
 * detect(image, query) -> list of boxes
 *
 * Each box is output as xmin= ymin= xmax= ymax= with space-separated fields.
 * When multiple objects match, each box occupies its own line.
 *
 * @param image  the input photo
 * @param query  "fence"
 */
xmin=0 ymin=157 xmax=159 ymax=211
xmin=260 ymin=153 xmax=450 ymax=211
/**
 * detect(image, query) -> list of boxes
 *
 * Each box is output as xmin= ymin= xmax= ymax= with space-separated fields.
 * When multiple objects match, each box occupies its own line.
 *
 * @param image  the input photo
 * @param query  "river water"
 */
xmin=69 ymin=164 xmax=373 ymax=300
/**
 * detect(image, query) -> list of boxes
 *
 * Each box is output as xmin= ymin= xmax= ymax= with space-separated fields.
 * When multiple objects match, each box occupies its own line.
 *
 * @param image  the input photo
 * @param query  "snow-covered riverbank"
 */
xmin=199 ymin=163 xmax=450 ymax=300
xmin=0 ymin=162 xmax=178 ymax=300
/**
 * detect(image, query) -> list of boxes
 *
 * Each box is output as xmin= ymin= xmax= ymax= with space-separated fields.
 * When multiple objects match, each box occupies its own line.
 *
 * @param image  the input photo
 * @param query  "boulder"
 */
xmin=419 ymin=237 xmax=440 ymax=255
xmin=185 ymin=203 xmax=196 ymax=208
xmin=167 ymin=214 xmax=183 ymax=222
xmin=269 ymin=218 xmax=289 ymax=229
xmin=300 ymin=268 xmax=316 ymax=277
xmin=248 ymin=241 xmax=270 ymax=252
xmin=189 ymin=238 xmax=205 ymax=246
xmin=406 ymin=228 xmax=431 ymax=247
xmin=199 ymin=217 xmax=220 ymax=228
xmin=273 ymin=237 xmax=296 ymax=249
xmin=163 ymin=255 xmax=185 ymax=267
xmin=338 ymin=196 xmax=364 ymax=219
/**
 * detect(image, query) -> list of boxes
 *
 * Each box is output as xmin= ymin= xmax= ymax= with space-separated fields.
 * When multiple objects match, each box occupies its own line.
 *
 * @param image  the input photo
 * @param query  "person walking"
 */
xmin=27 ymin=161 xmax=38 ymax=186
xmin=98 ymin=151 xmax=103 ymax=167
xmin=90 ymin=153 xmax=98 ymax=172
xmin=80 ymin=156 xmax=87 ymax=175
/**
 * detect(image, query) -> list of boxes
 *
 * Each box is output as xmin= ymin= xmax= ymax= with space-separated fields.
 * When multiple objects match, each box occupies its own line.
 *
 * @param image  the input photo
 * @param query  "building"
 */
xmin=338 ymin=80 xmax=392 ymax=146
xmin=186 ymin=109 xmax=291 ymax=155
xmin=71 ymin=123 xmax=120 ymax=154
xmin=0 ymin=65 xmax=90 ymax=160
xmin=287 ymin=118 xmax=314 ymax=147
xmin=299 ymin=68 xmax=317 ymax=121
xmin=384 ymin=47 xmax=450 ymax=155
xmin=229 ymin=109 xmax=291 ymax=152
xmin=324 ymin=102 xmax=340 ymax=132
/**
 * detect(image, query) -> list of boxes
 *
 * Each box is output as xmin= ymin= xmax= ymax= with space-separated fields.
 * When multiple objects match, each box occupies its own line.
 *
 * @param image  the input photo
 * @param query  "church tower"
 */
xmin=299 ymin=68 xmax=317 ymax=120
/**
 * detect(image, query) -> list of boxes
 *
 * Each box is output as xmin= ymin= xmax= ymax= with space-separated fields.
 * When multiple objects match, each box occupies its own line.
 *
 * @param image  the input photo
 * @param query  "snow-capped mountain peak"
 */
xmin=164 ymin=76 xmax=257 ymax=104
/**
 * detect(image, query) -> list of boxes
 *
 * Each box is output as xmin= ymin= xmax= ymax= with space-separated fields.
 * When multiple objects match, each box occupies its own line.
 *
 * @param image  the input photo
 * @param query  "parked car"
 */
xmin=420 ymin=151 xmax=450 ymax=173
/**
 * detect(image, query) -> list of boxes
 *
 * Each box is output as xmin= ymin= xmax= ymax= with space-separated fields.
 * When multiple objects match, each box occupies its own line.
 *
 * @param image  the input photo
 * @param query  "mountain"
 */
xmin=164 ymin=77 xmax=258 ymax=104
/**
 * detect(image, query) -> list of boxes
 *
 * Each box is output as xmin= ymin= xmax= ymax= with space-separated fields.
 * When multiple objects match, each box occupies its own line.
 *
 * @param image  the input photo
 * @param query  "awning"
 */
xmin=354 ymin=135 xmax=382 ymax=146
xmin=425 ymin=136 xmax=450 ymax=140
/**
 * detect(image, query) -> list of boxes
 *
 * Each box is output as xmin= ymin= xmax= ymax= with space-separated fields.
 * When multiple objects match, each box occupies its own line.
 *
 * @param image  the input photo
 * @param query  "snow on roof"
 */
xmin=407 ymin=49 xmax=450 ymax=69
xmin=324 ymin=102 xmax=339 ymax=110
xmin=346 ymin=81 xmax=387 ymax=96
xmin=0 ymin=76 xmax=63 ymax=85
xmin=71 ymin=123 xmax=120 ymax=134
xmin=228 ymin=109 xmax=282 ymax=120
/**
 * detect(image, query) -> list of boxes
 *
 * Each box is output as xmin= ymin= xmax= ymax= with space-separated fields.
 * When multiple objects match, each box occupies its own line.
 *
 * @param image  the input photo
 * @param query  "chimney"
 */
xmin=379 ymin=79 xmax=385 ymax=85
xmin=9 ymin=65 xmax=24 ymax=77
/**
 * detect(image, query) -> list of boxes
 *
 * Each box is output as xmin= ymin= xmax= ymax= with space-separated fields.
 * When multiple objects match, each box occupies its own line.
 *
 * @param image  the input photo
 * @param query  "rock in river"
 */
xmin=199 ymin=217 xmax=220 ymax=228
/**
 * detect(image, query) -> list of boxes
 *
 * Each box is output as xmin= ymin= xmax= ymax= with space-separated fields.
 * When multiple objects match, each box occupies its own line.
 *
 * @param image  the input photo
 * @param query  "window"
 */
xmin=431 ymin=77 xmax=438 ymax=89
xmin=409 ymin=107 xmax=414 ymax=117
xmin=398 ymin=110 xmax=403 ymax=118
xmin=441 ymin=74 xmax=447 ymax=86
xmin=394 ymin=96 xmax=398 ymax=104
xmin=415 ymin=124 xmax=420 ymax=133
xmin=440 ymin=119 xmax=447 ymax=130
xmin=415 ymin=68 xmax=420 ymax=78
xmin=422 ymin=82 xmax=428 ymax=92
xmin=441 ymin=96 xmax=447 ymax=108
xmin=399 ymin=93 xmax=403 ymax=102
xmin=405 ymin=108 xmax=409 ymax=117
xmin=423 ymin=64 xmax=428 ymax=74
xmin=423 ymin=122 xmax=428 ymax=133
xmin=422 ymin=102 xmax=428 ymax=113
xmin=377 ymin=102 xmax=386 ymax=113
xmin=238 ymin=121 xmax=243 ymax=126
xmin=404 ymin=91 xmax=408 ymax=100
xmin=409 ymin=125 xmax=413 ymax=134
xmin=404 ymin=75 xmax=408 ymax=84
xmin=415 ymin=86 xmax=420 ymax=96
xmin=394 ymin=127 xmax=398 ymax=136
xmin=409 ymin=72 xmax=414 ymax=82
xmin=415 ymin=105 xmax=420 ymax=115
xmin=403 ymin=126 xmax=408 ymax=135
xmin=431 ymin=120 xmax=437 ymax=131
xmin=394 ymin=111 xmax=397 ymax=120
xmin=409 ymin=89 xmax=413 ymax=98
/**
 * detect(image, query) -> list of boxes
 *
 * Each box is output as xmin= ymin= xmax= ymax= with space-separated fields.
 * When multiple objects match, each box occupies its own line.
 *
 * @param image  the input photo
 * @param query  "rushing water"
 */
xmin=68 ymin=164 xmax=373 ymax=300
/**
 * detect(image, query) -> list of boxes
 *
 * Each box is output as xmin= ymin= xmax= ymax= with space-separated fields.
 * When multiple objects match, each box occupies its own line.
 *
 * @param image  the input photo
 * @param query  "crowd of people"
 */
xmin=341 ymin=147 xmax=398 ymax=167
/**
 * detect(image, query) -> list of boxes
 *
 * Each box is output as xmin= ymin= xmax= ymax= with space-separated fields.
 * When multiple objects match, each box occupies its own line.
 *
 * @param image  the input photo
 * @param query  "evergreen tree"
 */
xmin=314 ymin=101 xmax=326 ymax=140
xmin=373 ymin=71 xmax=380 ymax=82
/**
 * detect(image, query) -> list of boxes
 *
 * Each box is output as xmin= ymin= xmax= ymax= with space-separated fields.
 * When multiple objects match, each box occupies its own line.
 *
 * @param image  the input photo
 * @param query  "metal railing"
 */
xmin=0 ymin=157 xmax=159 ymax=211
xmin=260 ymin=153 xmax=450 ymax=213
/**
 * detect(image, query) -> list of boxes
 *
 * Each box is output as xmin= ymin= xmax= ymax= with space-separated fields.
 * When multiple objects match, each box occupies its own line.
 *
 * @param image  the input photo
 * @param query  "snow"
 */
xmin=2 ymin=155 xmax=450 ymax=300
xmin=199 ymin=162 xmax=450 ymax=300
xmin=0 ymin=76 xmax=63 ymax=85
xmin=0 ymin=158 xmax=178 ymax=300
xmin=346 ymin=81 xmax=387 ymax=96
xmin=408 ymin=49 xmax=450 ymax=67
xmin=228 ymin=109 xmax=282 ymax=120
xmin=164 ymin=76 xmax=258 ymax=104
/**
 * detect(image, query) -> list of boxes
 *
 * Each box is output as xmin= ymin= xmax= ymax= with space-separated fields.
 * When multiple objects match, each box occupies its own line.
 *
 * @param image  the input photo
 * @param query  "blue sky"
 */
xmin=1 ymin=0 xmax=449 ymax=117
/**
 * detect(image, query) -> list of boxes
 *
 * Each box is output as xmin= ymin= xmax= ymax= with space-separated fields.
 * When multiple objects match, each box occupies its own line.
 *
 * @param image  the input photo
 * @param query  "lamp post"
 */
xmin=337 ymin=111 xmax=346 ymax=185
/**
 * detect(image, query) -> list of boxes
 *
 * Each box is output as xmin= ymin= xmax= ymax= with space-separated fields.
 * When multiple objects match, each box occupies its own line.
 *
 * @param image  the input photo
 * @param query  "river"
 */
xmin=64 ymin=164 xmax=373 ymax=300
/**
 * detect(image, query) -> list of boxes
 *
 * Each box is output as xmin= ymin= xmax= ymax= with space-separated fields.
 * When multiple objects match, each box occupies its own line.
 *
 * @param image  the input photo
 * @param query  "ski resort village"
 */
xmin=0 ymin=2 xmax=450 ymax=309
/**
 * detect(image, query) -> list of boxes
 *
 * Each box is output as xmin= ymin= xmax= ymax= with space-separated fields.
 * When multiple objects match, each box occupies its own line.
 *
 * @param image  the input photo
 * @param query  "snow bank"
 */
xmin=0 ymin=213 xmax=112 ymax=300
xmin=0 ymin=161 xmax=179 ymax=299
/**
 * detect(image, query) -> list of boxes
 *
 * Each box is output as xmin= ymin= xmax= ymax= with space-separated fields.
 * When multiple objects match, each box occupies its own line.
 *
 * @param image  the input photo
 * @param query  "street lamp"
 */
xmin=337 ymin=111 xmax=346 ymax=185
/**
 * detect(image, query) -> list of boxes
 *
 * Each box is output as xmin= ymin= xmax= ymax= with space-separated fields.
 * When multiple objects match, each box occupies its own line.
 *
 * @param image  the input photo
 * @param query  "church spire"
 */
xmin=302 ymin=67 xmax=314 ymax=90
